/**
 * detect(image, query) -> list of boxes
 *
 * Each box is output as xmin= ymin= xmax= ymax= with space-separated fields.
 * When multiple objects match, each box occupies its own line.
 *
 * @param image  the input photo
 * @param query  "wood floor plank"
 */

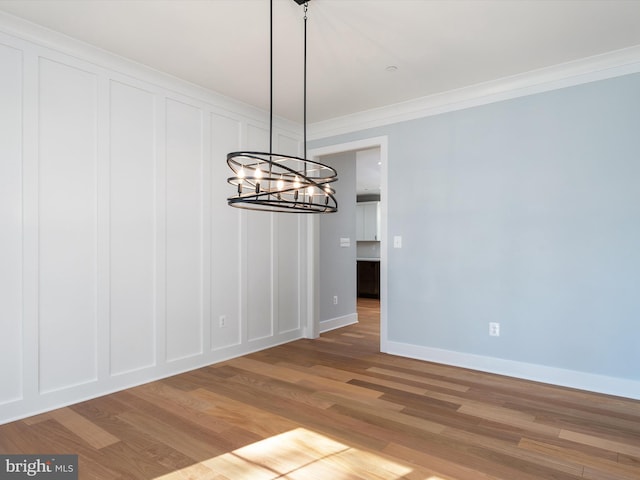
xmin=116 ymin=409 xmax=220 ymax=462
xmin=21 ymin=412 xmax=54 ymax=425
xmin=457 ymin=403 xmax=562 ymax=437
xmin=519 ymin=437 xmax=640 ymax=480
xmin=320 ymin=391 xmax=446 ymax=433
xmin=21 ymin=419 xmax=125 ymax=479
xmin=367 ymin=366 xmax=471 ymax=392
xmin=152 ymin=461 xmax=220 ymax=480
xmin=558 ymin=428 xmax=640 ymax=458
xmin=48 ymin=407 xmax=120 ymax=449
xmin=230 ymin=356 xmax=384 ymax=401
xmin=443 ymin=426 xmax=584 ymax=477
xmin=192 ymin=388 xmax=299 ymax=439
xmin=499 ymin=397 xmax=640 ymax=437
xmin=126 ymin=381 xmax=232 ymax=433
xmin=194 ymin=374 xmax=391 ymax=452
xmin=1 ymin=298 xmax=639 ymax=480
xmin=313 ymin=389 xmax=406 ymax=412
xmin=222 ymin=368 xmax=336 ymax=410
xmin=96 ymin=440 xmax=172 ymax=480
xmin=383 ymin=441 xmax=504 ymax=480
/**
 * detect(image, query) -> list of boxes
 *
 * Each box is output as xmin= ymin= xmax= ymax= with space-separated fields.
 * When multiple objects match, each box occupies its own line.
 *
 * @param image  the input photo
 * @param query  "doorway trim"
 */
xmin=305 ymin=136 xmax=389 ymax=352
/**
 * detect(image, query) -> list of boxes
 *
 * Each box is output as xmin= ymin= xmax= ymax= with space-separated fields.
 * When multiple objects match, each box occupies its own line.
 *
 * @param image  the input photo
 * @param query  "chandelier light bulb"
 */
xmin=237 ymin=168 xmax=245 ymax=194
xmin=254 ymin=167 xmax=262 ymax=193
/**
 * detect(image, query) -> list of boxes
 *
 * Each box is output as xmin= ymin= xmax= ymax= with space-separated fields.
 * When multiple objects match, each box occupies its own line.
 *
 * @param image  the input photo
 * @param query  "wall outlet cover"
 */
xmin=489 ymin=322 xmax=500 ymax=336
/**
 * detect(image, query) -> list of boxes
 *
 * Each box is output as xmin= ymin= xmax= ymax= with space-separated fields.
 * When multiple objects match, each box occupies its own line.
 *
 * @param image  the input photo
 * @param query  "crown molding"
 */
xmin=0 ymin=10 xmax=302 ymax=137
xmin=3 ymin=9 xmax=639 ymax=143
xmin=309 ymin=45 xmax=640 ymax=141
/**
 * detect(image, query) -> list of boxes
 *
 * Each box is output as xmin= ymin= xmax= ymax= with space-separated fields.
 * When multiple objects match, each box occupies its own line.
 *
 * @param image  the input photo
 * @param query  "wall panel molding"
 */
xmin=165 ymin=98 xmax=205 ymax=362
xmin=0 ymin=12 xmax=302 ymax=140
xmin=210 ymin=112 xmax=242 ymax=351
xmin=245 ymin=123 xmax=274 ymax=343
xmin=0 ymin=19 xmax=306 ymax=425
xmin=37 ymin=57 xmax=99 ymax=394
xmin=108 ymin=80 xmax=157 ymax=376
xmin=0 ymin=42 xmax=24 ymax=405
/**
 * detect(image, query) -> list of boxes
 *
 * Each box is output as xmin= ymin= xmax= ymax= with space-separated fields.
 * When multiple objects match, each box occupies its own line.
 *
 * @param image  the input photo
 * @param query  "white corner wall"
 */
xmin=0 ymin=15 xmax=308 ymax=424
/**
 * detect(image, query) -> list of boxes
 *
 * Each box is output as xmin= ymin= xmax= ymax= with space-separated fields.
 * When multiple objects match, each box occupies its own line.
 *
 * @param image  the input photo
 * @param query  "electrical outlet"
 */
xmin=219 ymin=315 xmax=227 ymax=328
xmin=489 ymin=322 xmax=500 ymax=337
xmin=333 ymin=296 xmax=338 ymax=305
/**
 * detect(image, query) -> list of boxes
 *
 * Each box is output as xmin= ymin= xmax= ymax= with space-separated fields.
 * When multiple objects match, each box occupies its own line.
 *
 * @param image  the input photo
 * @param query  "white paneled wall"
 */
xmin=276 ymin=134 xmax=303 ymax=335
xmin=210 ymin=113 xmax=242 ymax=350
xmin=38 ymin=58 xmax=99 ymax=393
xmin=165 ymin=98 xmax=204 ymax=362
xmin=0 ymin=18 xmax=308 ymax=424
xmin=0 ymin=43 xmax=23 ymax=405
xmin=245 ymin=124 xmax=273 ymax=342
xmin=109 ymin=80 xmax=156 ymax=376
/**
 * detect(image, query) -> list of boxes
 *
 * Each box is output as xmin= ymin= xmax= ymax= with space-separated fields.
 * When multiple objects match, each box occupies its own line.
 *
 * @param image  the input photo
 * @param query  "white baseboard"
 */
xmin=320 ymin=313 xmax=358 ymax=333
xmin=384 ymin=340 xmax=640 ymax=401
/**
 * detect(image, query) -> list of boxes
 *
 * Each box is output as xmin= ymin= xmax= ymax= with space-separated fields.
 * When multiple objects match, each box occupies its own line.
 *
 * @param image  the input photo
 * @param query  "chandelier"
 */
xmin=226 ymin=0 xmax=338 ymax=213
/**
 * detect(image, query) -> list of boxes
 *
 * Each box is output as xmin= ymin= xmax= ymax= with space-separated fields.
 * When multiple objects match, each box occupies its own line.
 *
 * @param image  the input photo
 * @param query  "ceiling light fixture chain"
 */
xmin=226 ymin=0 xmax=338 ymax=213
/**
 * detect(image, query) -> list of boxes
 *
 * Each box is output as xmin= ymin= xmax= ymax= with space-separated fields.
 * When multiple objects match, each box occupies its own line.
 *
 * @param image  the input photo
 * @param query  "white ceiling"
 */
xmin=1 ymin=0 xmax=640 ymax=125
xmin=355 ymin=148 xmax=381 ymax=197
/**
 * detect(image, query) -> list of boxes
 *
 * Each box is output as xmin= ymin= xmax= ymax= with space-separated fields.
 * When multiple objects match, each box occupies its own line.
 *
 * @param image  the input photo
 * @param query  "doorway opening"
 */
xmin=307 ymin=136 xmax=388 ymax=353
xmin=355 ymin=147 xmax=381 ymax=341
xmin=357 ymin=297 xmax=381 ymax=342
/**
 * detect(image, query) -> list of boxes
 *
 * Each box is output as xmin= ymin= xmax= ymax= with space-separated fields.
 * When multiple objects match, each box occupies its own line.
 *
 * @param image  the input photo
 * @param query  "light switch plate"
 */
xmin=393 ymin=236 xmax=402 ymax=248
xmin=340 ymin=237 xmax=350 ymax=247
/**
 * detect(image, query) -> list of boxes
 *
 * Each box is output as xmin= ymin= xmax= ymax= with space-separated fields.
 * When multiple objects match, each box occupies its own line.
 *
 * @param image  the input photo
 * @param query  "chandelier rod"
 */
xmin=269 ymin=0 xmax=273 ymax=156
xmin=303 ymin=1 xmax=308 ymax=160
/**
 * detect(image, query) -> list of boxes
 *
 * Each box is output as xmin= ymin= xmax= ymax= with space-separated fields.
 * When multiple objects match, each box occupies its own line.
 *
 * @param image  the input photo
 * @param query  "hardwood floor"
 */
xmin=2 ymin=297 xmax=639 ymax=479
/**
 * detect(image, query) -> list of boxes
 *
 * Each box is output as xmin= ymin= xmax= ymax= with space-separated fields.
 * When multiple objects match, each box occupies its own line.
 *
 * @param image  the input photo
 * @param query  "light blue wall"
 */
xmin=310 ymin=73 xmax=640 ymax=382
xmin=319 ymin=151 xmax=357 ymax=324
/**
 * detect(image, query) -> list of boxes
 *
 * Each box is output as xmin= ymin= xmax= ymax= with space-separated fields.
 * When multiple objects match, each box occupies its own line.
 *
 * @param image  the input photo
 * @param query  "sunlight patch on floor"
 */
xmin=154 ymin=427 xmax=415 ymax=480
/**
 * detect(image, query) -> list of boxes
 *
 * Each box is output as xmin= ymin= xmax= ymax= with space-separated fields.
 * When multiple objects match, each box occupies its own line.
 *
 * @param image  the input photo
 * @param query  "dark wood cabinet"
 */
xmin=357 ymin=260 xmax=380 ymax=298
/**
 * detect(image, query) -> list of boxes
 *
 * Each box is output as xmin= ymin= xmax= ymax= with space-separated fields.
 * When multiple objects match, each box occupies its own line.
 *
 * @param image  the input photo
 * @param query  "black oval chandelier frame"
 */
xmin=226 ymin=0 xmax=338 ymax=213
